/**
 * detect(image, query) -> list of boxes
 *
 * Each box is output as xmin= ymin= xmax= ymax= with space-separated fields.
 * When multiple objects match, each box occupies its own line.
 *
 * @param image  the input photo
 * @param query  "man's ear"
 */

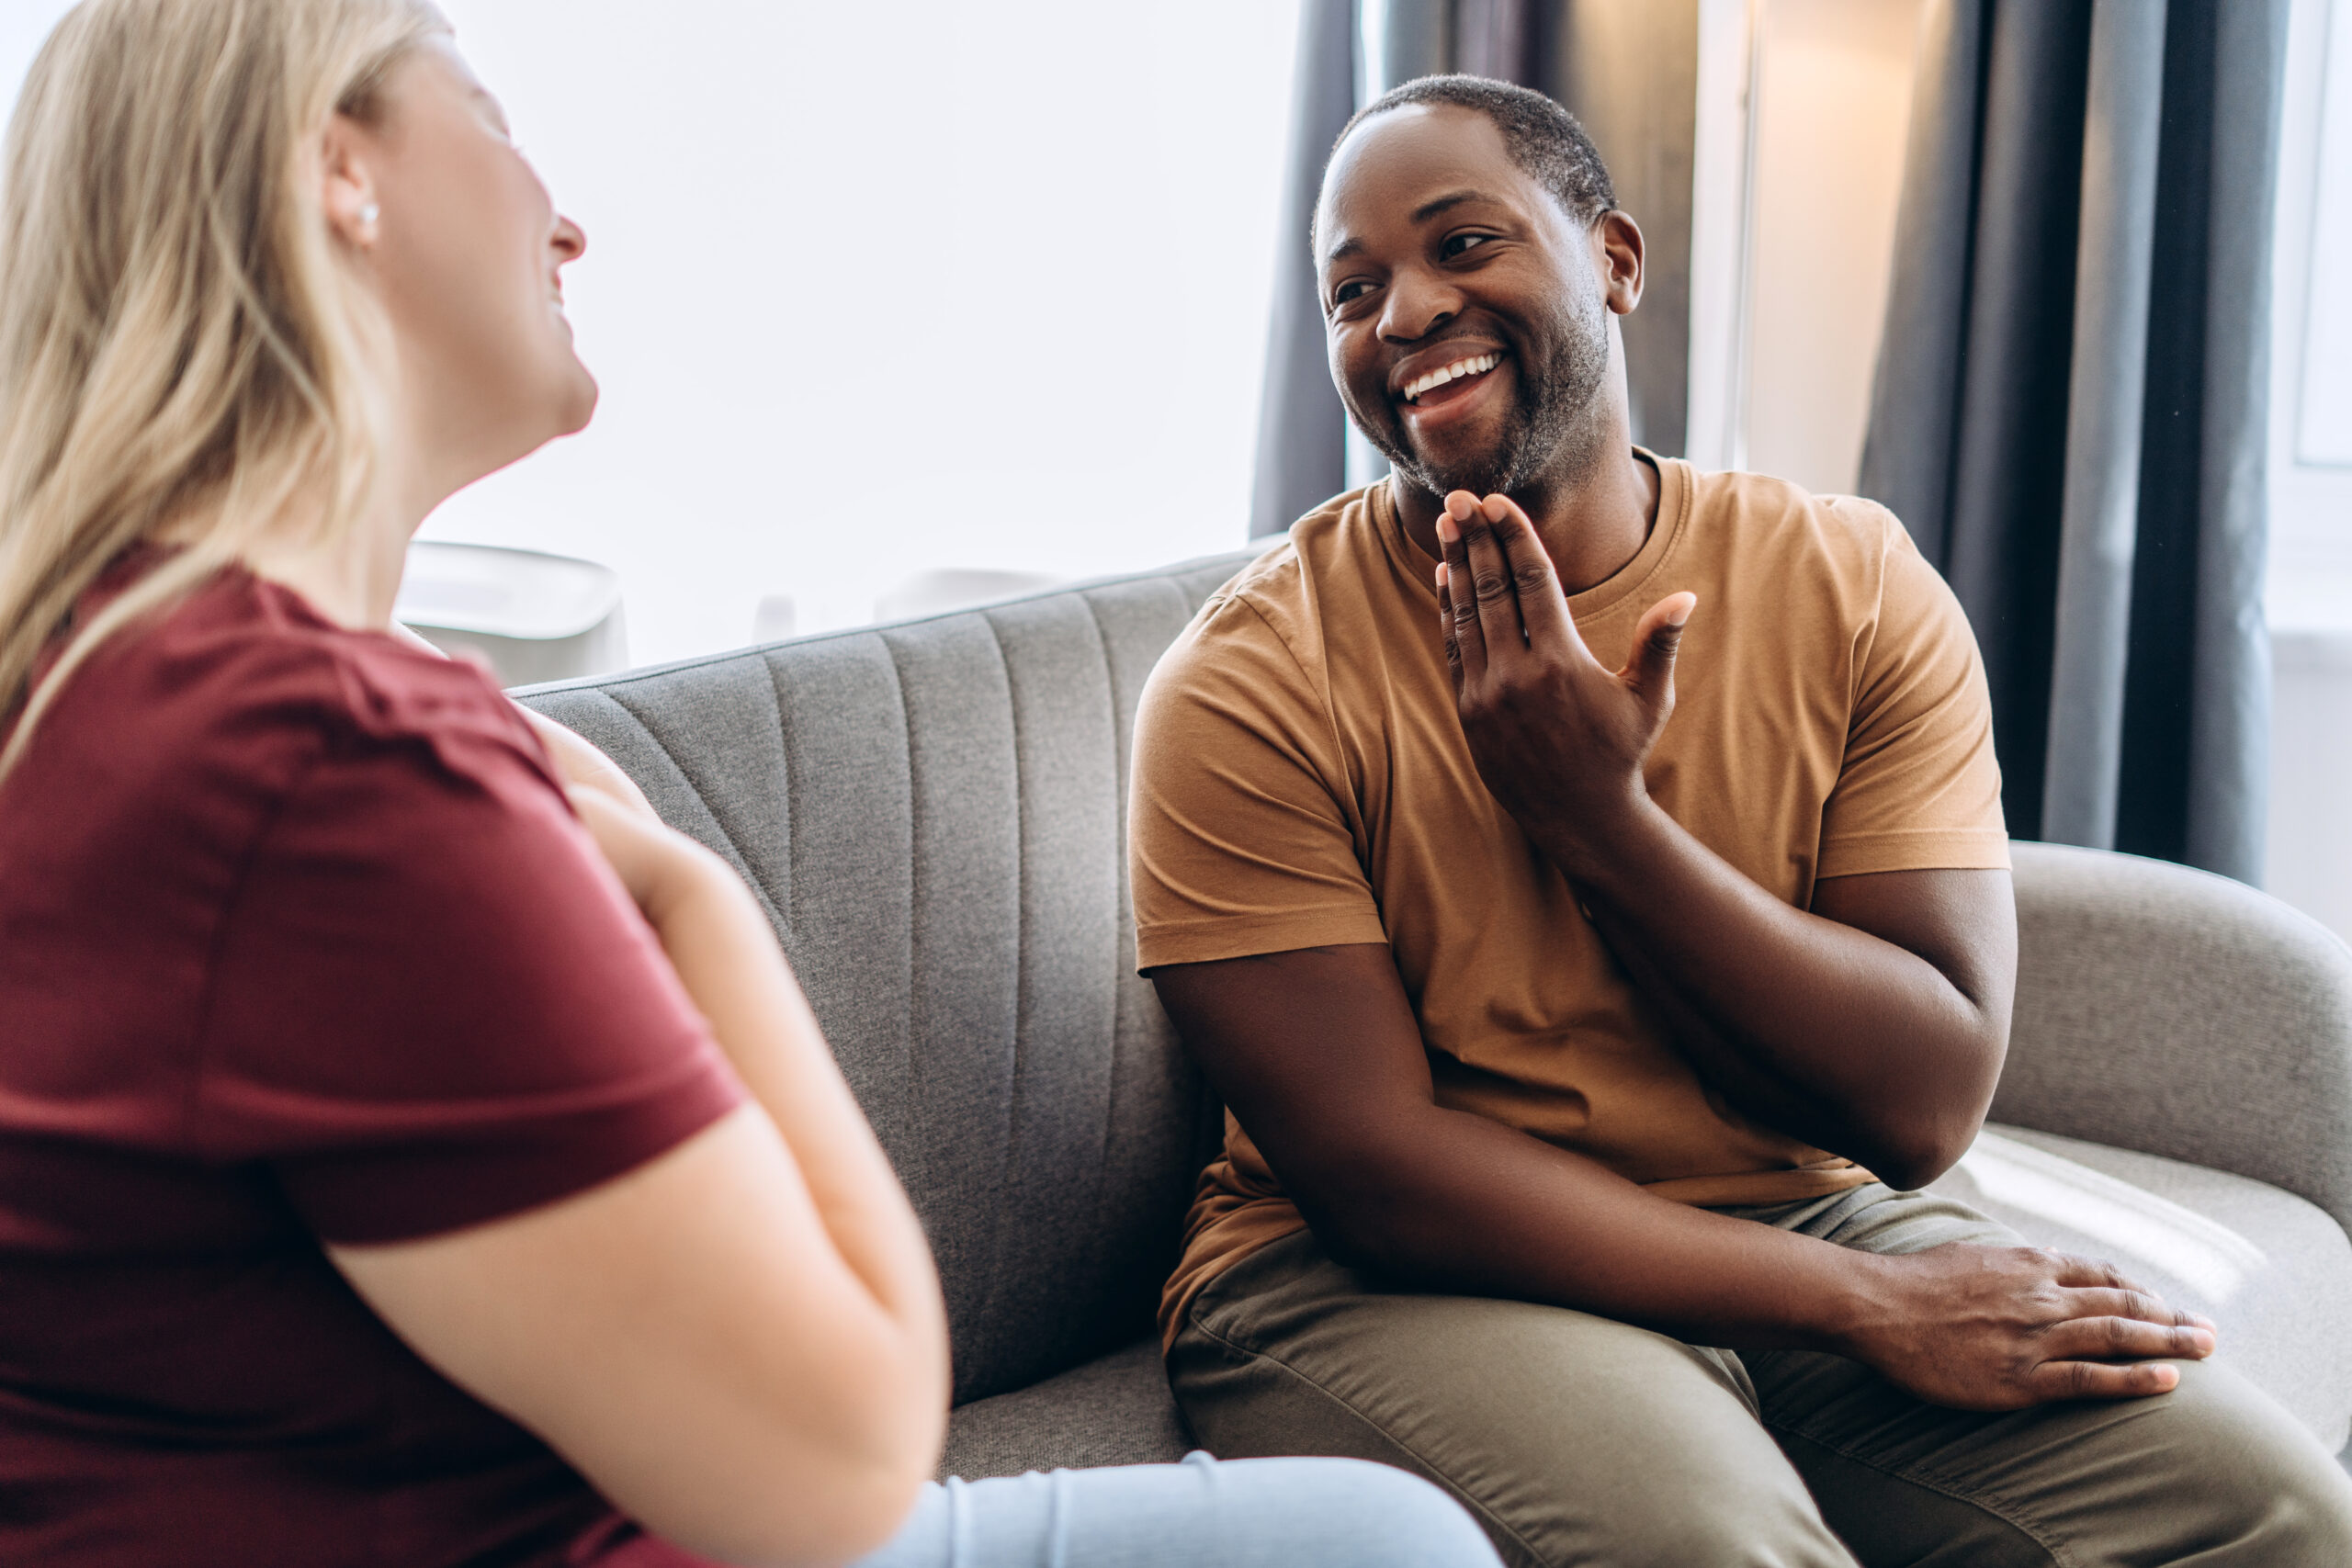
xmin=319 ymin=115 xmax=380 ymax=252
xmin=1596 ymin=210 xmax=1645 ymax=316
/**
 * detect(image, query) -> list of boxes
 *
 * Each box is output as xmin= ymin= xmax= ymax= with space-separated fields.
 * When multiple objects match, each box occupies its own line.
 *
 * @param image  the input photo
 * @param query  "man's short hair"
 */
xmin=1334 ymin=74 xmax=1617 ymax=230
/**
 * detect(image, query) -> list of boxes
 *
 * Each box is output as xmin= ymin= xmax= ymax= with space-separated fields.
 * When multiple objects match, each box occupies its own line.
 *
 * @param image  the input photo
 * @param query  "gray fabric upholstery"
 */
xmin=2000 ymin=842 xmax=2352 ymax=1239
xmin=938 ymin=1338 xmax=1193 ymax=1481
xmin=516 ymin=559 xmax=2352 ymax=1478
xmin=519 ymin=551 xmax=1256 ymax=1406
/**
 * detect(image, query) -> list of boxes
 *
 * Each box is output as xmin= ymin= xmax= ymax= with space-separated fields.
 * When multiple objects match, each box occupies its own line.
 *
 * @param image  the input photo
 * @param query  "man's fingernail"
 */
xmin=1445 ymin=491 xmax=1477 ymax=521
xmin=1482 ymin=495 xmax=1510 ymax=521
xmin=1437 ymin=514 xmax=1460 ymax=545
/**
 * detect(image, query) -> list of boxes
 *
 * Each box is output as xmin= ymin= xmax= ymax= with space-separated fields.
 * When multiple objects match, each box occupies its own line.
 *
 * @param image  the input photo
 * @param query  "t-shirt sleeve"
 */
xmin=1815 ymin=512 xmax=2011 ymax=879
xmin=1129 ymin=596 xmax=1386 ymax=971
xmin=197 ymin=730 xmax=747 ymax=1244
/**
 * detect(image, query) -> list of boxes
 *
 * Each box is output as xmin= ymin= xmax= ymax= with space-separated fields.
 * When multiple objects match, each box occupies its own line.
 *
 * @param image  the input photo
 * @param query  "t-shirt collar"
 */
xmin=1370 ymin=447 xmax=1690 ymax=626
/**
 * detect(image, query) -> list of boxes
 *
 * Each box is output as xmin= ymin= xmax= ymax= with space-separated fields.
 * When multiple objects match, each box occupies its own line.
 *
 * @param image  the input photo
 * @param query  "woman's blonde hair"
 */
xmin=0 ymin=0 xmax=436 ymax=779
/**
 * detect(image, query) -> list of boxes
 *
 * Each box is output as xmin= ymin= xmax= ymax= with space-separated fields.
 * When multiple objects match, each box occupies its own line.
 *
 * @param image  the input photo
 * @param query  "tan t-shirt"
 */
xmin=1131 ymin=457 xmax=2010 ymax=1343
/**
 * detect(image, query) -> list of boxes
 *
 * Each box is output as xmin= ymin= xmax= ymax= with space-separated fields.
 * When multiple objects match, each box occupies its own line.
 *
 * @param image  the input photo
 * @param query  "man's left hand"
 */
xmin=1433 ymin=489 xmax=1694 ymax=866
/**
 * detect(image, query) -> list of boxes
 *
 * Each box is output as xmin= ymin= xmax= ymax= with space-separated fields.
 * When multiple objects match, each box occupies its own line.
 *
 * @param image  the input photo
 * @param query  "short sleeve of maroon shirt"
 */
xmin=196 ymin=650 xmax=741 ymax=1244
xmin=0 ymin=561 xmax=742 ymax=1567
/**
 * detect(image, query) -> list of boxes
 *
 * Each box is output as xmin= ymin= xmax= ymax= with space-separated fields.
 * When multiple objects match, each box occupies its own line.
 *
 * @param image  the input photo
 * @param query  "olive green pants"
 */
xmin=1168 ymin=1186 xmax=2352 ymax=1567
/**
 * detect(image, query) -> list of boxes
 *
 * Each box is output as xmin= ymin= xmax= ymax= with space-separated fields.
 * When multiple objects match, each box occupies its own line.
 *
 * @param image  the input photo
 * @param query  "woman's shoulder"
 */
xmin=216 ymin=569 xmax=532 ymax=742
xmin=12 ymin=566 xmax=559 ymax=863
xmin=175 ymin=569 xmax=540 ymax=778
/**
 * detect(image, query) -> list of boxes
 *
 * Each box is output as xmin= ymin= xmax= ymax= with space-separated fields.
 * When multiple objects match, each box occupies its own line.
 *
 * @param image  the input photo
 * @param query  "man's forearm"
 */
xmin=1329 ymin=1103 xmax=1883 ymax=1351
xmin=1535 ymin=798 xmax=2002 ymax=1186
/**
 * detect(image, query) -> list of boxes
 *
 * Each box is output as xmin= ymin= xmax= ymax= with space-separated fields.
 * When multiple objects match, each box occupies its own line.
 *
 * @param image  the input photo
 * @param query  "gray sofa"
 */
xmin=517 ymin=550 xmax=2352 ymax=1475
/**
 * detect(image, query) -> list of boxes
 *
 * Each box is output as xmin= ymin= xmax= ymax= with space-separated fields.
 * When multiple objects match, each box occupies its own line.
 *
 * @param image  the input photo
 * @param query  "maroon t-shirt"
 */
xmin=0 ymin=558 xmax=746 ymax=1566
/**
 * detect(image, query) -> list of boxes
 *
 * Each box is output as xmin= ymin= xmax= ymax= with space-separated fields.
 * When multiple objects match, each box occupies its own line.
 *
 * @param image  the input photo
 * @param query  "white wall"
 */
xmin=0 ymin=1 xmax=1302 ymax=664
xmin=2266 ymin=0 xmax=2352 ymax=942
xmin=2272 ymin=633 xmax=2352 ymax=941
xmin=1732 ymin=0 xmax=1928 ymax=493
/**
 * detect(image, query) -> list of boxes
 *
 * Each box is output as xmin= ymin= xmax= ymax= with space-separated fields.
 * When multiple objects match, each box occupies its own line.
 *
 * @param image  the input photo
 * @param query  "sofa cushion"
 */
xmin=1932 ymin=1123 xmax=2352 ymax=1448
xmin=517 ymin=553 xmax=1258 ymax=1406
xmin=940 ymin=1338 xmax=1194 ymax=1481
xmin=1996 ymin=844 xmax=2352 ymax=1248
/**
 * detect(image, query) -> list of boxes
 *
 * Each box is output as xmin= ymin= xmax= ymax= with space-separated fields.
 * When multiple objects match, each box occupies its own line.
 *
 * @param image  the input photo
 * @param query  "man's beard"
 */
xmin=1356 ymin=286 xmax=1611 ymax=500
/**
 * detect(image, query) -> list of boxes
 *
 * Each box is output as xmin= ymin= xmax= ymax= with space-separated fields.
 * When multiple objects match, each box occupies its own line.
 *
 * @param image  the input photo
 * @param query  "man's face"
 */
xmin=1316 ymin=105 xmax=1634 ymax=499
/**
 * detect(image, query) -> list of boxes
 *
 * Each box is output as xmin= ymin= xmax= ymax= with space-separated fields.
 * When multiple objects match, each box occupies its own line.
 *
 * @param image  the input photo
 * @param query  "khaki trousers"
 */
xmin=1168 ymin=1186 xmax=2352 ymax=1567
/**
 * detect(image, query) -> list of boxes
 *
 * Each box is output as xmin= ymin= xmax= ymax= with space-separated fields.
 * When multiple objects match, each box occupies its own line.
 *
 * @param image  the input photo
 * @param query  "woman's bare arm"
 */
xmin=331 ymin=789 xmax=948 ymax=1567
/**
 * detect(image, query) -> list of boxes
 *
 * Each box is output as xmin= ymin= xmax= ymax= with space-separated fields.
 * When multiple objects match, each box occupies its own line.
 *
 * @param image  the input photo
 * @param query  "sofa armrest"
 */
xmin=1993 ymin=841 xmax=2352 ymax=1238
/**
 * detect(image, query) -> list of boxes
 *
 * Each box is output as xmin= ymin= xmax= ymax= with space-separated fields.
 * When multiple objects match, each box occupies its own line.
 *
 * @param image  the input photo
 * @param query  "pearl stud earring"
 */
xmin=359 ymin=202 xmax=379 ymax=227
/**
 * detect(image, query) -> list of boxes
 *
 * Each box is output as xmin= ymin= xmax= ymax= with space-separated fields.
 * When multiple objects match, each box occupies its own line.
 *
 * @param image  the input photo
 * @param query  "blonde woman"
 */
xmin=0 ymin=4 xmax=1500 ymax=1566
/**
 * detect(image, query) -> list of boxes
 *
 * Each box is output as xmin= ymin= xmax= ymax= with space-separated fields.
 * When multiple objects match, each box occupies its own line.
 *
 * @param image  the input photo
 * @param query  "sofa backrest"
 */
xmin=516 ymin=551 xmax=1258 ymax=1404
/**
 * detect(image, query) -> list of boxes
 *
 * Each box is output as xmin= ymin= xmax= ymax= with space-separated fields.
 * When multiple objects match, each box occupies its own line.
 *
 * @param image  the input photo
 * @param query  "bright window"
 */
xmin=2272 ymin=0 xmax=2352 ymax=631
xmin=0 ymin=2 xmax=1303 ymax=664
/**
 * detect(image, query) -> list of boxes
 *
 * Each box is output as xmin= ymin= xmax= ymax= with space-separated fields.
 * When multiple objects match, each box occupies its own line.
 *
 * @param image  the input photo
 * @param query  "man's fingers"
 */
xmin=1435 ymin=563 xmax=1466 ymax=693
xmin=2041 ymin=1313 xmax=2215 ymax=1365
xmin=1442 ymin=491 xmax=1524 ymax=655
xmin=2042 ymin=1253 xmax=2211 ymax=1329
xmin=1437 ymin=493 xmax=1492 ymax=683
xmin=1622 ymin=592 xmax=1697 ymax=709
xmin=2046 ymin=1251 xmax=2151 ymax=1293
xmin=1476 ymin=492 xmax=1582 ymax=657
xmin=2027 ymin=1357 xmax=2183 ymax=1403
xmin=2064 ymin=1286 xmax=2218 ymax=1336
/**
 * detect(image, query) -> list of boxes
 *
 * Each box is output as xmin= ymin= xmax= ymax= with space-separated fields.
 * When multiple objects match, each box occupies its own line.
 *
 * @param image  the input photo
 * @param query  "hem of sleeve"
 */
xmin=1136 ymin=907 xmax=1390 ymax=972
xmin=288 ymin=1044 xmax=748 ymax=1246
xmin=1815 ymin=829 xmax=2014 ymax=879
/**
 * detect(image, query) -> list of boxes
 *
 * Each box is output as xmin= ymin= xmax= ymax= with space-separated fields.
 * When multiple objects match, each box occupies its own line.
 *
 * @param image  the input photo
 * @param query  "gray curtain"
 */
xmin=1249 ymin=1 xmax=1696 ymax=539
xmin=1860 ymin=0 xmax=2290 ymax=883
xmin=1250 ymin=0 xmax=1357 ymax=543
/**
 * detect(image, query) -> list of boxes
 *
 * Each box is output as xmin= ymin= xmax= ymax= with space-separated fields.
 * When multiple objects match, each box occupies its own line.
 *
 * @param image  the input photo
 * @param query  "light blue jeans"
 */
xmin=852 ymin=1450 xmax=1500 ymax=1568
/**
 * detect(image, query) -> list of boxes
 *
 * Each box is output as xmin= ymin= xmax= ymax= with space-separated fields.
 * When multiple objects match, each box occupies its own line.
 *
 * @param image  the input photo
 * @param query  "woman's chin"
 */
xmin=554 ymin=364 xmax=599 ymax=436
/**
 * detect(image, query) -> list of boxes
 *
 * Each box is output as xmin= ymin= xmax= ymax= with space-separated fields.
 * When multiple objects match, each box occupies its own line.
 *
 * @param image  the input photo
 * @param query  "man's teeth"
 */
xmin=1404 ymin=353 xmax=1502 ymax=404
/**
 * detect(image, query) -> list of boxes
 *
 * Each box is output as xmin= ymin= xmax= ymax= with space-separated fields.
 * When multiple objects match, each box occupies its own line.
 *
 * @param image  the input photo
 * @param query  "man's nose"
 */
xmin=1378 ymin=266 xmax=1462 ymax=343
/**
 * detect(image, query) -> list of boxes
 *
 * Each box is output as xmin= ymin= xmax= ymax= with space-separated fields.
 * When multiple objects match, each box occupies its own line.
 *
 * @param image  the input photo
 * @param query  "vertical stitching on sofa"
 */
xmin=871 ymin=633 xmax=922 ymax=1169
xmin=757 ymin=654 xmax=802 ymax=942
xmin=956 ymin=606 xmax=1026 ymax=1383
xmin=879 ymin=629 xmax=921 ymax=1084
xmin=1080 ymin=592 xmax=1126 ymax=1192
xmin=878 ymin=620 xmax=1021 ymax=1404
xmin=601 ymin=683 xmax=787 ymax=935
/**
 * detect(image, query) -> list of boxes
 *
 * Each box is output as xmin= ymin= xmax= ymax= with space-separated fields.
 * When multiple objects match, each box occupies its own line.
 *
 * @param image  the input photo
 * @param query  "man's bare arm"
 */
xmin=1573 ymin=856 xmax=2013 ymax=1190
xmin=1151 ymin=943 xmax=2209 ymax=1410
xmin=1432 ymin=492 xmax=2012 ymax=1189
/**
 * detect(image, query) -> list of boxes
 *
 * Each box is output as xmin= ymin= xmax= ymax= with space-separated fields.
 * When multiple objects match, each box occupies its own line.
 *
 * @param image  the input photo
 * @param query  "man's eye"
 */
xmin=1441 ymin=233 xmax=1492 ymax=260
xmin=1332 ymin=280 xmax=1373 ymax=306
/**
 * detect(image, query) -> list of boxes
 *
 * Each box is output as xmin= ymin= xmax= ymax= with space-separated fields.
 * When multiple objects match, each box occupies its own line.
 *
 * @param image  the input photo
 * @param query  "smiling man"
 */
xmin=1127 ymin=75 xmax=2352 ymax=1568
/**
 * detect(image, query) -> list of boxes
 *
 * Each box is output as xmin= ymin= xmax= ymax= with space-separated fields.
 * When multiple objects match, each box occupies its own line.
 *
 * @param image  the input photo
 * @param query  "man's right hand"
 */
xmin=1836 ymin=1243 xmax=2216 ymax=1409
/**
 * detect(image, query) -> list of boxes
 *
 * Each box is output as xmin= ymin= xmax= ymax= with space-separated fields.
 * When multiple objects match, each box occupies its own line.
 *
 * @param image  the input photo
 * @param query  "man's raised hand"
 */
xmin=1432 ymin=490 xmax=1695 ymax=855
